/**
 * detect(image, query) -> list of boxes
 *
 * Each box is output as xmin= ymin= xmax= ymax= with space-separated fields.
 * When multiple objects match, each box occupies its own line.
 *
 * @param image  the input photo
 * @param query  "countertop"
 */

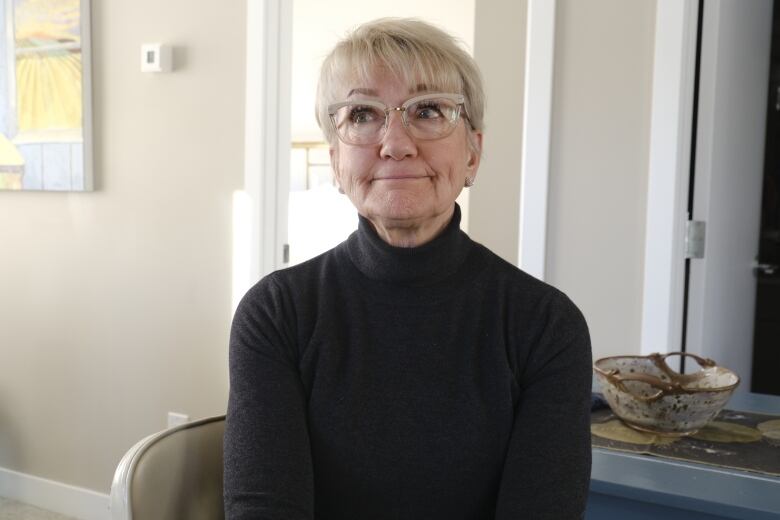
xmin=590 ymin=389 xmax=780 ymax=519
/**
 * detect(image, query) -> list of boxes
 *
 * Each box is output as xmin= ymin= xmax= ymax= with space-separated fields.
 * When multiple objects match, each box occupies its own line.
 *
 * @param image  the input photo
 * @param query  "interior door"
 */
xmin=685 ymin=0 xmax=773 ymax=395
xmin=751 ymin=4 xmax=780 ymax=395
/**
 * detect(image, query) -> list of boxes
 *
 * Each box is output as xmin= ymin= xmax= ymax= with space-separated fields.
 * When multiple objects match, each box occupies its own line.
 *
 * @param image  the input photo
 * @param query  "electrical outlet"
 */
xmin=167 ymin=412 xmax=189 ymax=428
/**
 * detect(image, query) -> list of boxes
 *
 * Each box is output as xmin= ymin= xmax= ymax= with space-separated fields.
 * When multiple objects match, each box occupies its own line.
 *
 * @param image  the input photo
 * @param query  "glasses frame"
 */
xmin=327 ymin=92 xmax=468 ymax=146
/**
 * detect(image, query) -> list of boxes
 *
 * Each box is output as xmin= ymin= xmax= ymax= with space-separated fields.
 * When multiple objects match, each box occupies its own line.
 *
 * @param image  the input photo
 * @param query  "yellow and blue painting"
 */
xmin=0 ymin=0 xmax=88 ymax=191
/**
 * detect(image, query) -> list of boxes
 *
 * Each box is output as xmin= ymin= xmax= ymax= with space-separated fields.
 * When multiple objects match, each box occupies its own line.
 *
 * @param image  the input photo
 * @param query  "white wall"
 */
xmin=0 ymin=0 xmax=245 ymax=493
xmin=546 ymin=0 xmax=657 ymax=360
xmin=470 ymin=0 xmax=527 ymax=264
xmin=471 ymin=0 xmax=657 ymax=361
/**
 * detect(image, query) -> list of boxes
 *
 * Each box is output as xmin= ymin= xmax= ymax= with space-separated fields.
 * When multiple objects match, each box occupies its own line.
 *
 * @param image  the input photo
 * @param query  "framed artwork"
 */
xmin=0 ymin=0 xmax=92 ymax=191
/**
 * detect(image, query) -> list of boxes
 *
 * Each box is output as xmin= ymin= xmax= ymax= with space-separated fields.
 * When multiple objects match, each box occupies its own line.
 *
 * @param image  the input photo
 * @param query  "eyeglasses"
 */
xmin=327 ymin=93 xmax=467 ymax=146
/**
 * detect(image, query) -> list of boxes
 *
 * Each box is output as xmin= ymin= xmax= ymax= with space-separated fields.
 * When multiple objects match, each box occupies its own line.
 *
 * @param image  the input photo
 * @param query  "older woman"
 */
xmin=224 ymin=18 xmax=592 ymax=519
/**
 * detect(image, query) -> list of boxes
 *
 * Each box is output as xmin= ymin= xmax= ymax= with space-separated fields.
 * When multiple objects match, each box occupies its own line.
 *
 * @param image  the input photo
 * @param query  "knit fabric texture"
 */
xmin=224 ymin=205 xmax=592 ymax=519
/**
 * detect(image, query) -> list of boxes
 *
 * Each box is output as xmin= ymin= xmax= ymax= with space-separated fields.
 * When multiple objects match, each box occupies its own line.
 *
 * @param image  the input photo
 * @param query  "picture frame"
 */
xmin=0 ymin=0 xmax=92 ymax=191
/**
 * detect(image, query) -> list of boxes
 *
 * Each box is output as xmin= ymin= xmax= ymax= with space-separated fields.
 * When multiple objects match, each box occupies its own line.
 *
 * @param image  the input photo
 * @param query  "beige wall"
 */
xmin=472 ymin=0 xmax=656 ymax=361
xmin=546 ymin=0 xmax=656 ymax=359
xmin=0 ymin=0 xmax=245 ymax=493
xmin=470 ymin=0 xmax=527 ymax=264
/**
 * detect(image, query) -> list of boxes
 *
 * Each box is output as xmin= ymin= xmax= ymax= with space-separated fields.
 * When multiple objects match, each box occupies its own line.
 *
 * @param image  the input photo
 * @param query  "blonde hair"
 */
xmin=315 ymin=18 xmax=485 ymax=146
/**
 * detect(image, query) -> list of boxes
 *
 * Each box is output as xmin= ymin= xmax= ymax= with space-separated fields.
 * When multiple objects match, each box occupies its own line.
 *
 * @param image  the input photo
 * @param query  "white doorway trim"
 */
xmin=519 ymin=0 xmax=556 ymax=280
xmin=243 ymin=0 xmax=292 ymax=283
xmin=684 ymin=0 xmax=773 ymax=393
xmin=639 ymin=0 xmax=699 ymax=357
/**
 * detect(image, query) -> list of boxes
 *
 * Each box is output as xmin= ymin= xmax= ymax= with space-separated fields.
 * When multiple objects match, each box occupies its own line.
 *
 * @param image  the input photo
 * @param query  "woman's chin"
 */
xmin=368 ymin=194 xmax=434 ymax=223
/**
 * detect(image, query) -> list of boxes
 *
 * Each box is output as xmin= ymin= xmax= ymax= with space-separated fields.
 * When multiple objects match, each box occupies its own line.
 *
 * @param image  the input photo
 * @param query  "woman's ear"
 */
xmin=466 ymin=131 xmax=483 ymax=174
xmin=329 ymin=147 xmax=343 ymax=192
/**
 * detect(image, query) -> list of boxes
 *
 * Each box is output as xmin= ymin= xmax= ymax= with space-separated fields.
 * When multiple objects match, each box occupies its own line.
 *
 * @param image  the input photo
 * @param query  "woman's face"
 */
xmin=330 ymin=69 xmax=482 ymax=233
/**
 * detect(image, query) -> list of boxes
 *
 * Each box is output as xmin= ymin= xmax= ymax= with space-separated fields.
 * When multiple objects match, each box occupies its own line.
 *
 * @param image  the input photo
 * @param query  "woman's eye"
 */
xmin=415 ymin=103 xmax=443 ymax=119
xmin=350 ymin=107 xmax=378 ymax=124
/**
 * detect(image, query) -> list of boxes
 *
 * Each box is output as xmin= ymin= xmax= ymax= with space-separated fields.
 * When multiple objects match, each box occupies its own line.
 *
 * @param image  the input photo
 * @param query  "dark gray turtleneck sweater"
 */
xmin=224 ymin=205 xmax=592 ymax=519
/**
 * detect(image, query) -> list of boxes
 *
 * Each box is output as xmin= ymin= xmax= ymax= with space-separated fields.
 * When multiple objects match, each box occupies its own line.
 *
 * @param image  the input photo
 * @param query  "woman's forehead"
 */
xmin=333 ymin=68 xmax=458 ymax=100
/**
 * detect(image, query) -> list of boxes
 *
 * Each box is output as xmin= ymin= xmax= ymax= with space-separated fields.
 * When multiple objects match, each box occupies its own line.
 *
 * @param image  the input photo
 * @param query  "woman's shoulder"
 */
xmin=239 ymin=243 xmax=348 ymax=305
xmin=471 ymin=241 xmax=555 ymax=291
xmin=470 ymin=240 xmax=585 ymax=320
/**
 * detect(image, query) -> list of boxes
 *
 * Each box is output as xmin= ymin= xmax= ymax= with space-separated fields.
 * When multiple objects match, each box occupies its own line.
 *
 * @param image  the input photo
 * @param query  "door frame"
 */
xmin=243 ymin=0 xmax=292 ymax=284
xmin=519 ymin=0 xmax=556 ymax=280
xmin=684 ymin=0 xmax=773 ymax=392
xmin=642 ymin=0 xmax=773 ymax=390
xmin=640 ymin=0 xmax=699 ymax=359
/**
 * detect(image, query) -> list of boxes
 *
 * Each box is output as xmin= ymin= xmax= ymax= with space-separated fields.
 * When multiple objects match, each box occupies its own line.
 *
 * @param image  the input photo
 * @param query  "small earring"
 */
xmin=464 ymin=177 xmax=475 ymax=188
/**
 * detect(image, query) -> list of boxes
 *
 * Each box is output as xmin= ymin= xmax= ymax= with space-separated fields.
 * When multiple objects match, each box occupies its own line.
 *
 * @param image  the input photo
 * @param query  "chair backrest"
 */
xmin=110 ymin=415 xmax=226 ymax=520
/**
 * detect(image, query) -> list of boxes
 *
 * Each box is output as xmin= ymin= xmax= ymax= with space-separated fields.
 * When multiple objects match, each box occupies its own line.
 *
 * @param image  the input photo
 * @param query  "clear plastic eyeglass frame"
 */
xmin=327 ymin=92 xmax=467 ymax=146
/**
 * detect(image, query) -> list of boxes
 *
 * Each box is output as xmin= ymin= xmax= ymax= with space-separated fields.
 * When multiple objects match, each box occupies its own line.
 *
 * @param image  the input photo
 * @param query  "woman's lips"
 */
xmin=373 ymin=173 xmax=428 ymax=181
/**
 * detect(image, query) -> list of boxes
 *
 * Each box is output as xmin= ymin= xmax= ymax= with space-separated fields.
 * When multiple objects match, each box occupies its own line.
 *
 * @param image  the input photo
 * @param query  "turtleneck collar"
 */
xmin=345 ymin=204 xmax=473 ymax=286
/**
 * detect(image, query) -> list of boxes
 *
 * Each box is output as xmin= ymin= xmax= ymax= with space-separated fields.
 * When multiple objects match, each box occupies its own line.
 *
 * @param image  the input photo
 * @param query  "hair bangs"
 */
xmin=315 ymin=18 xmax=484 ymax=146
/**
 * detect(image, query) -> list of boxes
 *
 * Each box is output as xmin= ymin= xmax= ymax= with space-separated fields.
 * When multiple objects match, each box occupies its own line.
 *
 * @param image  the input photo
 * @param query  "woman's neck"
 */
xmin=365 ymin=206 xmax=454 ymax=248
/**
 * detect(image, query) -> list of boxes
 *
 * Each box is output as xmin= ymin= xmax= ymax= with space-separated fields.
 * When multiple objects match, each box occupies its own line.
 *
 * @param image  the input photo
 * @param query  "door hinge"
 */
xmin=283 ymin=243 xmax=290 ymax=264
xmin=685 ymin=220 xmax=706 ymax=259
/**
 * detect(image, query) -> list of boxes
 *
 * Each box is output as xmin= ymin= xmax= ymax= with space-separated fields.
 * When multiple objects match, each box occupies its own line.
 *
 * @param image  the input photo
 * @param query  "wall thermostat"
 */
xmin=141 ymin=43 xmax=172 ymax=73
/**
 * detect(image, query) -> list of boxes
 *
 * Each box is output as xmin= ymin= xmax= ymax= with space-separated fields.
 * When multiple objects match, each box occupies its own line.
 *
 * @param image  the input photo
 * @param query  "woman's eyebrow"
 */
xmin=346 ymin=84 xmax=436 ymax=98
xmin=346 ymin=88 xmax=378 ymax=97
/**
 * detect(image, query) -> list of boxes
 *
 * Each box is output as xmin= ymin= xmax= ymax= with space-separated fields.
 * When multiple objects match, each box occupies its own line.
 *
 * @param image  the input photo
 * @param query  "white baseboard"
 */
xmin=0 ymin=466 xmax=110 ymax=520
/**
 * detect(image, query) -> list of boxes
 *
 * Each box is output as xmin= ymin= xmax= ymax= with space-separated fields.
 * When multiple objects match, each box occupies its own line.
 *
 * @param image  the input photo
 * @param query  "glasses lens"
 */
xmin=333 ymin=104 xmax=385 ymax=144
xmin=406 ymin=98 xmax=461 ymax=139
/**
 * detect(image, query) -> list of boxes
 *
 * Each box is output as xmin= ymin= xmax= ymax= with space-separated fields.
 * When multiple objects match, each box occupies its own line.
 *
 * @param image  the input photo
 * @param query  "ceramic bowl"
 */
xmin=593 ymin=352 xmax=739 ymax=437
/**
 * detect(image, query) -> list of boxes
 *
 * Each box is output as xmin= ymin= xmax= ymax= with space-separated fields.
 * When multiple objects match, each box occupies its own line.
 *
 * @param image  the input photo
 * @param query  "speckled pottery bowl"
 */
xmin=593 ymin=352 xmax=740 ymax=437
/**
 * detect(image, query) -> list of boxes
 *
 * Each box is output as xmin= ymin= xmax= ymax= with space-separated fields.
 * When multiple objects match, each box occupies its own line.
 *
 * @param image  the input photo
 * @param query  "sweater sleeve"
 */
xmin=223 ymin=276 xmax=314 ymax=520
xmin=494 ymin=291 xmax=593 ymax=520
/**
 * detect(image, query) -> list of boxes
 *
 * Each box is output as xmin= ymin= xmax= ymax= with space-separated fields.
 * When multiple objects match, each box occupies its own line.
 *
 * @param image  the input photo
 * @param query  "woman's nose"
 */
xmin=380 ymin=111 xmax=417 ymax=160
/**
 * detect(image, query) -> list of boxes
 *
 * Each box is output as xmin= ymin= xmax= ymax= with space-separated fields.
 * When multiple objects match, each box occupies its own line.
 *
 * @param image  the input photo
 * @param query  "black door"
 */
xmin=751 ymin=0 xmax=780 ymax=396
